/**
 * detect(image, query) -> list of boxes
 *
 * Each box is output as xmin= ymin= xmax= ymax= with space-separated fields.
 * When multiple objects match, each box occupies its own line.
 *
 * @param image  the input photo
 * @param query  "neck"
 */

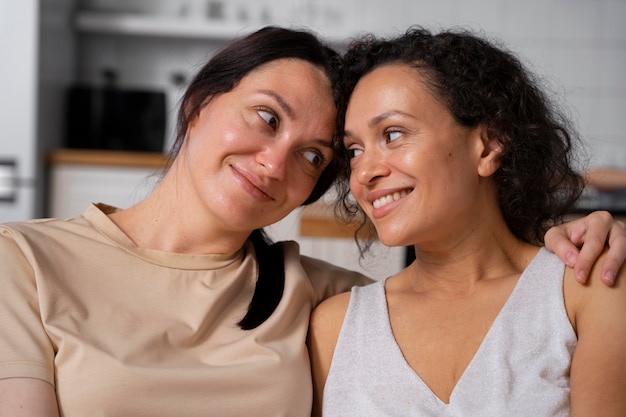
xmin=406 ymin=222 xmax=538 ymax=298
xmin=109 ymin=166 xmax=251 ymax=255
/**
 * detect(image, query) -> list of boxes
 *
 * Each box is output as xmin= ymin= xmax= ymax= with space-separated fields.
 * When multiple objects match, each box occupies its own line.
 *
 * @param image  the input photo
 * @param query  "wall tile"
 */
xmin=454 ymin=0 xmax=507 ymax=34
xmin=551 ymin=0 xmax=599 ymax=41
xmin=599 ymin=0 xmax=626 ymax=41
xmin=590 ymin=96 xmax=626 ymax=138
xmin=548 ymin=44 xmax=597 ymax=92
xmin=597 ymin=45 xmax=626 ymax=93
xmin=501 ymin=0 xmax=556 ymax=40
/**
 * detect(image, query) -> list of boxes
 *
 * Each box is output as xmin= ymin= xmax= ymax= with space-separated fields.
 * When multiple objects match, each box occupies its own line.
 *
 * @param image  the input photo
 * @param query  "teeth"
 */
xmin=373 ymin=190 xmax=408 ymax=209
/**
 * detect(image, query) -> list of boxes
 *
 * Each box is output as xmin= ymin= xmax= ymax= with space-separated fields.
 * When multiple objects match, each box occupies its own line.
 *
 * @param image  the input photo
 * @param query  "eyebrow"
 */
xmin=258 ymin=89 xmax=333 ymax=148
xmin=369 ymin=110 xmax=415 ymax=127
xmin=313 ymin=138 xmax=334 ymax=150
xmin=258 ymin=90 xmax=293 ymax=118
xmin=344 ymin=110 xmax=416 ymax=139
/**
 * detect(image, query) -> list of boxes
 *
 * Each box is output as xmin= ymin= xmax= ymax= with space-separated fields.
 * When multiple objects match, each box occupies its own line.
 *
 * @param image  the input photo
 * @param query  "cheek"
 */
xmin=349 ymin=174 xmax=368 ymax=208
xmin=291 ymin=173 xmax=318 ymax=203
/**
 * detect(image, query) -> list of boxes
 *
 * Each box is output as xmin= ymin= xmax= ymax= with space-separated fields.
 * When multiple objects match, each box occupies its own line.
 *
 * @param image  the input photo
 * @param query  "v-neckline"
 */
xmin=380 ymin=248 xmax=542 ymax=406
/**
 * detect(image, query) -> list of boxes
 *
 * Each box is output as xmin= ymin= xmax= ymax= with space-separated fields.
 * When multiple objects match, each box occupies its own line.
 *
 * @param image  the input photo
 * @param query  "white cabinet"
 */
xmin=47 ymin=150 xmax=165 ymax=219
xmin=48 ymin=164 xmax=159 ymax=219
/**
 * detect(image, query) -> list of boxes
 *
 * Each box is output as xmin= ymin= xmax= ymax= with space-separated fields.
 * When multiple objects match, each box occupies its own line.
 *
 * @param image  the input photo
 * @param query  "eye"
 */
xmin=385 ymin=130 xmax=402 ymax=143
xmin=258 ymin=109 xmax=278 ymax=130
xmin=302 ymin=149 xmax=327 ymax=167
xmin=347 ymin=147 xmax=363 ymax=159
xmin=344 ymin=140 xmax=363 ymax=159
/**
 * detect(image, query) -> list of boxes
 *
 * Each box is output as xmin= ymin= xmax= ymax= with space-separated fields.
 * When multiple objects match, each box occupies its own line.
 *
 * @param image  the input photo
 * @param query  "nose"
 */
xmin=256 ymin=142 xmax=289 ymax=181
xmin=354 ymin=148 xmax=390 ymax=185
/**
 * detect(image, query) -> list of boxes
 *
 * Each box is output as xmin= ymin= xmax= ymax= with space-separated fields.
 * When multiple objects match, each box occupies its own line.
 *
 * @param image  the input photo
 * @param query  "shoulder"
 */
xmin=563 ymin=248 xmax=626 ymax=415
xmin=0 ymin=217 xmax=87 ymax=253
xmin=308 ymin=291 xmax=352 ymax=368
xmin=564 ymin=248 xmax=626 ymax=332
xmin=311 ymin=290 xmax=352 ymax=330
xmin=308 ymin=289 xmax=355 ymax=417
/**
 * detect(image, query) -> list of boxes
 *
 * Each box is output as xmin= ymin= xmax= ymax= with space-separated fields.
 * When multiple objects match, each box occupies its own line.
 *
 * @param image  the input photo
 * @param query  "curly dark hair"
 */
xmin=335 ymin=26 xmax=585 ymax=248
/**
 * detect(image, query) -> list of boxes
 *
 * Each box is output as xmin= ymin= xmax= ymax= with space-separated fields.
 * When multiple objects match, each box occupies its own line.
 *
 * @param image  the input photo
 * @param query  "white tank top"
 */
xmin=323 ymin=248 xmax=576 ymax=417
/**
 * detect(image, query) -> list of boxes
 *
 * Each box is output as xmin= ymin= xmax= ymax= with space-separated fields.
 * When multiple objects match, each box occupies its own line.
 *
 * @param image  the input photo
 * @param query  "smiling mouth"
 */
xmin=372 ymin=189 xmax=411 ymax=209
xmin=231 ymin=165 xmax=275 ymax=201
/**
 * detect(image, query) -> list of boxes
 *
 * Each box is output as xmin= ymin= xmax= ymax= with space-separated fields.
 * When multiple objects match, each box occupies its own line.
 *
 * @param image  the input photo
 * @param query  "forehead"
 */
xmin=242 ymin=58 xmax=335 ymax=115
xmin=239 ymin=58 xmax=332 ymax=95
xmin=353 ymin=64 xmax=425 ymax=99
xmin=348 ymin=64 xmax=444 ymax=113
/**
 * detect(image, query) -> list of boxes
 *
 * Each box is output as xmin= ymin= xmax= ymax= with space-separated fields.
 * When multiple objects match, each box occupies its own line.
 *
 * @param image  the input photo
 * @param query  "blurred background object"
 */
xmin=576 ymin=168 xmax=626 ymax=216
xmin=585 ymin=168 xmax=626 ymax=192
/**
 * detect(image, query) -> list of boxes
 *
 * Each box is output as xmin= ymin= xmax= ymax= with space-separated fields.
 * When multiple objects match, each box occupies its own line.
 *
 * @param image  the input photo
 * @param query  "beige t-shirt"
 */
xmin=0 ymin=204 xmax=369 ymax=417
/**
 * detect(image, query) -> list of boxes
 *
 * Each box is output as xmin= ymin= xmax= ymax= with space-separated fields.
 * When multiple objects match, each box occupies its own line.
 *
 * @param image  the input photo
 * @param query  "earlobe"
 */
xmin=476 ymin=127 xmax=502 ymax=177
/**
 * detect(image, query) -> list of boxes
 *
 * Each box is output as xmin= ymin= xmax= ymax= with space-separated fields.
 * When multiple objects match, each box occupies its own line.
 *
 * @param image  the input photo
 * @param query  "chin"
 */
xmin=377 ymin=233 xmax=410 ymax=248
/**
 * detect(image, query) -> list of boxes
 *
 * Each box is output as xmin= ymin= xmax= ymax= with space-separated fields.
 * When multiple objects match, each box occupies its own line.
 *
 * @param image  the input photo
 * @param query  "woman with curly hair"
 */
xmin=309 ymin=27 xmax=626 ymax=416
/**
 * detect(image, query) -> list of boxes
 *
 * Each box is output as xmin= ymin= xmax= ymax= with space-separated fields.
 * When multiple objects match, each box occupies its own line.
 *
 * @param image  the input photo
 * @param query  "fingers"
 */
xmin=568 ymin=211 xmax=614 ymax=285
xmin=544 ymin=225 xmax=581 ymax=268
xmin=575 ymin=232 xmax=608 ymax=284
xmin=599 ymin=220 xmax=626 ymax=286
xmin=544 ymin=211 xmax=625 ymax=286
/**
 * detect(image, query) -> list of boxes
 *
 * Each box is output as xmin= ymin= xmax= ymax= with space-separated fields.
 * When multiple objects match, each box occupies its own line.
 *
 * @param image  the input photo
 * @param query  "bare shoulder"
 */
xmin=564 ymin=249 xmax=626 ymax=416
xmin=310 ymin=290 xmax=352 ymax=335
xmin=564 ymin=249 xmax=626 ymax=322
xmin=308 ymin=290 xmax=353 ymax=365
xmin=564 ymin=249 xmax=626 ymax=326
xmin=308 ymin=290 xmax=354 ymax=417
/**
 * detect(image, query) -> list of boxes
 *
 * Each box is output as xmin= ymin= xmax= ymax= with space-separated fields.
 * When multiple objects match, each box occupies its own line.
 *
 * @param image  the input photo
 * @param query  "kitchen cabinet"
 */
xmin=47 ymin=149 xmax=166 ymax=219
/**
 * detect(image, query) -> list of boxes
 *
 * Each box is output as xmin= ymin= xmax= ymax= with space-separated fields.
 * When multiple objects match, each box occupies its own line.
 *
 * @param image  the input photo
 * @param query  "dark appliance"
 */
xmin=65 ymin=85 xmax=166 ymax=152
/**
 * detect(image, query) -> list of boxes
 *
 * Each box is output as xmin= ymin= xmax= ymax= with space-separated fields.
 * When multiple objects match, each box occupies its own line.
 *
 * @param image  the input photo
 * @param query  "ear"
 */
xmin=475 ymin=126 xmax=502 ymax=177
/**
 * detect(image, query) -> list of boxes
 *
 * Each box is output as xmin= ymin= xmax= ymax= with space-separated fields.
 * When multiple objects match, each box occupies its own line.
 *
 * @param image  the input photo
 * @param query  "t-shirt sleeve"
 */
xmin=299 ymin=253 xmax=373 ymax=307
xmin=0 ymin=227 xmax=55 ymax=384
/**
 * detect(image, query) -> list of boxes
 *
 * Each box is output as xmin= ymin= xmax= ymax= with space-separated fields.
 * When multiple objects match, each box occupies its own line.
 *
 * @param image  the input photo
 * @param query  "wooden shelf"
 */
xmin=48 ymin=149 xmax=170 ymax=169
xmin=299 ymin=203 xmax=360 ymax=239
xmin=74 ymin=11 xmax=263 ymax=40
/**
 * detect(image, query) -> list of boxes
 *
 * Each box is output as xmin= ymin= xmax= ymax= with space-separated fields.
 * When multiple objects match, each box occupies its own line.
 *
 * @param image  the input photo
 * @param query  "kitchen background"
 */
xmin=0 ymin=0 xmax=624 ymax=277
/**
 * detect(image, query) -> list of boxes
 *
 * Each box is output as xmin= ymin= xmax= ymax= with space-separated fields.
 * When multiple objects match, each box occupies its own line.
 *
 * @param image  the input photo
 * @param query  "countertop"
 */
xmin=48 ymin=149 xmax=170 ymax=168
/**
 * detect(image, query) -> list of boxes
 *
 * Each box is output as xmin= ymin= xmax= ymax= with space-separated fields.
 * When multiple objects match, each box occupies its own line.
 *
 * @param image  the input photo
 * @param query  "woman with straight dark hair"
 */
xmin=0 ymin=26 xmax=623 ymax=417
xmin=0 ymin=26 xmax=370 ymax=417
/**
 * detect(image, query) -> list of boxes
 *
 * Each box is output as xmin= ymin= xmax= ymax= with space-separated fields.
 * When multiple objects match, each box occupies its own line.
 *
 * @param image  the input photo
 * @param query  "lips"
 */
xmin=231 ymin=165 xmax=275 ymax=201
